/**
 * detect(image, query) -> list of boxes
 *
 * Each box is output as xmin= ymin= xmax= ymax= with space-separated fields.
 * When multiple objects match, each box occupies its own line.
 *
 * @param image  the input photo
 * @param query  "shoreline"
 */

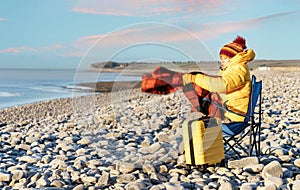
xmin=1 ymin=66 xmax=299 ymax=111
xmin=78 ymin=80 xmax=142 ymax=93
xmin=89 ymin=60 xmax=300 ymax=74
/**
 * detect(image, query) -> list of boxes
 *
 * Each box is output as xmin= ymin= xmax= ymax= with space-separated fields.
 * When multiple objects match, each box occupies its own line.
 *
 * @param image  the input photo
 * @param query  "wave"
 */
xmin=0 ymin=92 xmax=21 ymax=97
xmin=29 ymin=85 xmax=71 ymax=93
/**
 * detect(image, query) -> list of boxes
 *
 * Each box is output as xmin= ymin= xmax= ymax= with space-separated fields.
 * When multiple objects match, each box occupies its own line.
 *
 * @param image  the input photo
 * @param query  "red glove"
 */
xmin=151 ymin=66 xmax=183 ymax=89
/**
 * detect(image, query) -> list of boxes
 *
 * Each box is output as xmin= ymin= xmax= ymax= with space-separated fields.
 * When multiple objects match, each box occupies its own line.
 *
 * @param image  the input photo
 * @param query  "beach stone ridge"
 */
xmin=0 ymin=70 xmax=299 ymax=189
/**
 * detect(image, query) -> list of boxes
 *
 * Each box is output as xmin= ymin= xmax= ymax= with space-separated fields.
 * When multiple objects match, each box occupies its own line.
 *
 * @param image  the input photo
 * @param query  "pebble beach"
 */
xmin=0 ymin=70 xmax=300 ymax=190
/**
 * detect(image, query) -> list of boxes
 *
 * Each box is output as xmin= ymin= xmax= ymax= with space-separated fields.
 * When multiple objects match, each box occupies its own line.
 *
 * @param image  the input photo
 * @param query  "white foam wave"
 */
xmin=0 ymin=92 xmax=21 ymax=97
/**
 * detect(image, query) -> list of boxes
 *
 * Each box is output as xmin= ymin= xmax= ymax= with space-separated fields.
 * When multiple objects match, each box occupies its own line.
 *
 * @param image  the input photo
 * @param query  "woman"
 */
xmin=182 ymin=36 xmax=255 ymax=122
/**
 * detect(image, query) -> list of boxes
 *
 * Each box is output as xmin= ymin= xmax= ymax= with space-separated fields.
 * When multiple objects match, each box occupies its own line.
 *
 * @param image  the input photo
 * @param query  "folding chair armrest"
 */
xmin=203 ymin=97 xmax=246 ymax=118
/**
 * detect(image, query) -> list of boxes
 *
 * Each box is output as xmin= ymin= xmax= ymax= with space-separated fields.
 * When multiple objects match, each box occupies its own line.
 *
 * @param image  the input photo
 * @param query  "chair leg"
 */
xmin=249 ymin=123 xmax=261 ymax=156
xmin=223 ymin=129 xmax=252 ymax=157
xmin=223 ymin=121 xmax=262 ymax=158
xmin=223 ymin=137 xmax=242 ymax=158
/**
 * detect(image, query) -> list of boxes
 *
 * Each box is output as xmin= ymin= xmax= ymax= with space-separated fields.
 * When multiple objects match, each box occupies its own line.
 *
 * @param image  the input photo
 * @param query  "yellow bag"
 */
xmin=182 ymin=117 xmax=224 ymax=166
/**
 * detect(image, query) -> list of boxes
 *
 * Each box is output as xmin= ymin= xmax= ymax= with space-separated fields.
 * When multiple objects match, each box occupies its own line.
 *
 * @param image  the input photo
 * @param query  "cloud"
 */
xmin=0 ymin=46 xmax=37 ymax=54
xmin=0 ymin=44 xmax=65 ymax=54
xmin=248 ymin=10 xmax=300 ymax=23
xmin=186 ymin=10 xmax=300 ymax=40
xmin=0 ymin=18 xmax=7 ymax=21
xmin=63 ymin=51 xmax=85 ymax=57
xmin=42 ymin=44 xmax=65 ymax=51
xmin=70 ymin=0 xmax=228 ymax=16
xmin=71 ymin=10 xmax=300 ymax=52
xmin=71 ymin=7 xmax=133 ymax=16
xmin=72 ymin=22 xmax=242 ymax=51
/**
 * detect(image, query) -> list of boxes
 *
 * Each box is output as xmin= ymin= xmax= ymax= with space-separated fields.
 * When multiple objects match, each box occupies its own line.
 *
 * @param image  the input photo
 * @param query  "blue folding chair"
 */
xmin=205 ymin=75 xmax=262 ymax=158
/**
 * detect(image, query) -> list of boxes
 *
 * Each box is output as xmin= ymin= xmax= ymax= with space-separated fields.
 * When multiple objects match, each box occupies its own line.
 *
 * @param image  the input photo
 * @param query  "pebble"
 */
xmin=142 ymin=164 xmax=156 ymax=174
xmin=0 ymin=71 xmax=298 ymax=189
xmin=165 ymin=182 xmax=184 ymax=190
xmin=228 ymin=157 xmax=259 ymax=169
xmin=294 ymin=159 xmax=300 ymax=168
xmin=293 ymin=180 xmax=300 ymax=190
xmin=11 ymin=170 xmax=25 ymax=181
xmin=264 ymin=176 xmax=284 ymax=188
xmin=116 ymin=174 xmax=136 ymax=183
xmin=50 ymin=179 xmax=65 ymax=188
xmin=262 ymin=161 xmax=283 ymax=179
xmin=18 ymin=155 xmax=41 ymax=163
xmin=243 ymin=164 xmax=264 ymax=173
xmin=119 ymin=162 xmax=136 ymax=174
xmin=0 ymin=172 xmax=11 ymax=182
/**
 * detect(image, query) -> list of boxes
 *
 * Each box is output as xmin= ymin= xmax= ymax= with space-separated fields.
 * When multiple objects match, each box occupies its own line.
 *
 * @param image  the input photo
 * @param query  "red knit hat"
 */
xmin=219 ymin=36 xmax=247 ymax=59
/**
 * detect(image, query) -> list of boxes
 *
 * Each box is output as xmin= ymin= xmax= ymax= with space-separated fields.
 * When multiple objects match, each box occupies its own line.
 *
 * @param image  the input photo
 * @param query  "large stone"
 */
xmin=18 ymin=155 xmax=41 ymax=163
xmin=30 ymin=173 xmax=41 ymax=182
xmin=0 ymin=172 xmax=11 ymax=182
xmin=264 ymin=184 xmax=277 ymax=190
xmin=262 ymin=161 xmax=283 ymax=179
xmin=76 ymin=148 xmax=88 ymax=155
xmin=50 ymin=179 xmax=65 ymax=188
xmin=165 ymin=182 xmax=184 ymax=190
xmin=41 ymin=155 xmax=52 ymax=164
xmin=17 ymin=144 xmax=31 ymax=151
xmin=97 ymin=171 xmax=110 ymax=186
xmin=157 ymin=132 xmax=169 ymax=142
xmin=240 ymin=183 xmax=257 ymax=190
xmin=228 ymin=157 xmax=259 ymax=169
xmin=36 ymin=177 xmax=51 ymax=187
xmin=73 ymin=184 xmax=85 ymax=190
xmin=293 ymin=180 xmax=300 ymax=190
xmin=150 ymin=185 xmax=165 ymax=190
xmin=142 ymin=164 xmax=156 ymax=174
xmin=149 ymin=142 xmax=162 ymax=153
xmin=294 ymin=158 xmax=300 ymax=168
xmin=279 ymin=155 xmax=291 ymax=163
xmin=116 ymin=174 xmax=136 ymax=183
xmin=119 ymin=162 xmax=136 ymax=174
xmin=74 ymin=160 xmax=86 ymax=170
xmin=78 ymin=137 xmax=92 ymax=145
xmin=12 ymin=170 xmax=25 ymax=181
xmin=49 ymin=159 xmax=67 ymax=169
xmin=125 ymin=182 xmax=146 ymax=190
xmin=218 ymin=181 xmax=233 ymax=190
xmin=218 ymin=178 xmax=233 ymax=190
xmin=159 ymin=165 xmax=168 ymax=173
xmin=264 ymin=176 xmax=284 ymax=188
xmin=243 ymin=164 xmax=264 ymax=173
xmin=169 ymin=168 xmax=188 ymax=175
xmin=81 ymin=175 xmax=97 ymax=184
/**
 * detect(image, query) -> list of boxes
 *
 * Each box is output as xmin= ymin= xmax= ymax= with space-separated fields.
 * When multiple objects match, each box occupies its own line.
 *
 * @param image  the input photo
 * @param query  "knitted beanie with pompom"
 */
xmin=219 ymin=36 xmax=247 ymax=59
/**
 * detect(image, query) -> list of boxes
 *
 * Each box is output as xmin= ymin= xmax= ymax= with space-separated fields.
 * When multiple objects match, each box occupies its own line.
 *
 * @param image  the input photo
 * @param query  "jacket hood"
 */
xmin=224 ymin=49 xmax=255 ymax=69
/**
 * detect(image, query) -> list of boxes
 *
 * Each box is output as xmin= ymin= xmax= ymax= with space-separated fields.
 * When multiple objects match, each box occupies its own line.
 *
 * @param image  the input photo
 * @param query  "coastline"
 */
xmin=78 ymin=60 xmax=300 ymax=92
xmin=89 ymin=59 xmax=300 ymax=74
xmin=0 ymin=70 xmax=300 ymax=189
xmin=79 ymin=80 xmax=141 ymax=93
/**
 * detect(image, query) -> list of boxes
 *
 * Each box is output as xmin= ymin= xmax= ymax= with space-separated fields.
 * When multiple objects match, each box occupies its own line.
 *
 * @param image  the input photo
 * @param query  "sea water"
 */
xmin=0 ymin=69 xmax=141 ymax=109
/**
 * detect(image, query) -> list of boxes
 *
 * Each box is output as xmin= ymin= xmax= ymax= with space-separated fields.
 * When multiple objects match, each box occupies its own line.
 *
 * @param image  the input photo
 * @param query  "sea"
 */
xmin=0 ymin=69 xmax=141 ymax=110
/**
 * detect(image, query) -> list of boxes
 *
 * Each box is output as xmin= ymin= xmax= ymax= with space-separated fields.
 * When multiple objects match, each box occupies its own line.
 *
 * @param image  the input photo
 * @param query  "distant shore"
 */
xmin=79 ymin=60 xmax=300 ymax=93
xmin=79 ymin=80 xmax=142 ymax=93
xmin=89 ymin=59 xmax=300 ymax=74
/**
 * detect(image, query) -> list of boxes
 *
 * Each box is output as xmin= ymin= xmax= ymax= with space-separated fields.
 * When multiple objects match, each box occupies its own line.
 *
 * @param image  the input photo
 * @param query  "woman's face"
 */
xmin=220 ymin=55 xmax=230 ymax=69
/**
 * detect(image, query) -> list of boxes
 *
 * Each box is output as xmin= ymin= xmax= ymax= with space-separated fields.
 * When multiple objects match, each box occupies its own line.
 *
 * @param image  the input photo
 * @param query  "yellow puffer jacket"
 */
xmin=184 ymin=49 xmax=255 ymax=122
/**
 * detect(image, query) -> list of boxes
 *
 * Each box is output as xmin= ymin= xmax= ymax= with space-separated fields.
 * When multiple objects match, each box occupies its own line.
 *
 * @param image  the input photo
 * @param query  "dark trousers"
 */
xmin=183 ymin=83 xmax=224 ymax=120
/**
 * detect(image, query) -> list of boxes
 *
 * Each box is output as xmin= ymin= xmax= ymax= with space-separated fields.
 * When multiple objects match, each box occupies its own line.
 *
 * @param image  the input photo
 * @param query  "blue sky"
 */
xmin=0 ymin=0 xmax=299 ymax=69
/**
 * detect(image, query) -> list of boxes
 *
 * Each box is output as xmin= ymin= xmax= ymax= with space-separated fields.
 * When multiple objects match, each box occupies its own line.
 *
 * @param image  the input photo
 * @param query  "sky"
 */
xmin=0 ymin=0 xmax=300 ymax=69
